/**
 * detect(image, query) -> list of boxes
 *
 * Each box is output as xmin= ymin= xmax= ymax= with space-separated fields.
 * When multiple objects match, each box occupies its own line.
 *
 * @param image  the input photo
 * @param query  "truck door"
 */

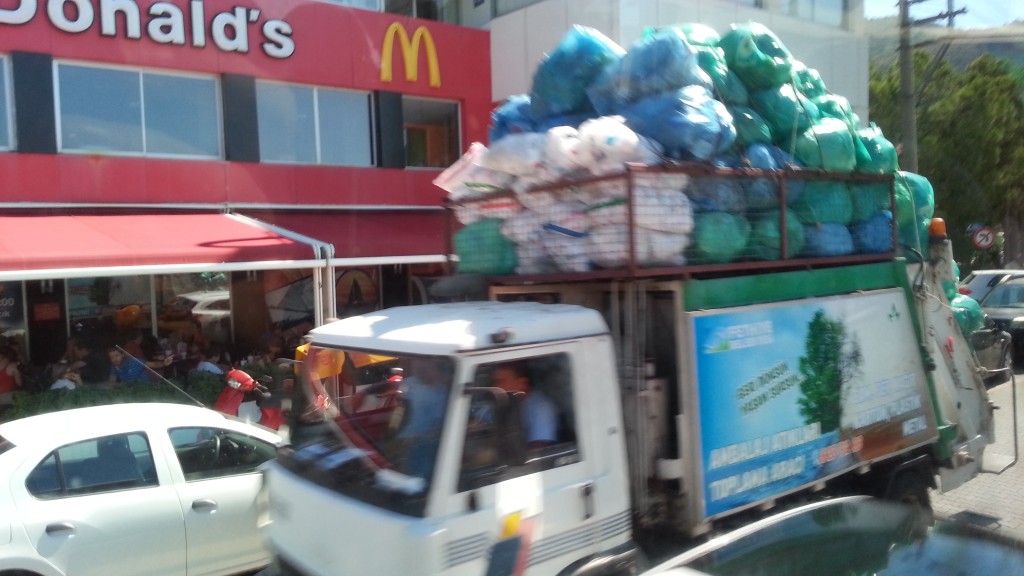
xmin=437 ymin=347 xmax=607 ymax=575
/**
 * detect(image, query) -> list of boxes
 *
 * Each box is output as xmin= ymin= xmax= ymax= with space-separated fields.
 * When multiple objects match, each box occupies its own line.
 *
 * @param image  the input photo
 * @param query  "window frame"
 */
xmin=255 ymin=78 xmax=375 ymax=167
xmin=53 ymin=60 xmax=223 ymax=160
xmin=457 ymin=352 xmax=580 ymax=491
xmin=26 ymin=432 xmax=158 ymax=500
xmin=169 ymin=426 xmax=278 ymax=482
xmin=0 ymin=54 xmax=13 ymax=151
xmin=401 ymin=95 xmax=460 ymax=169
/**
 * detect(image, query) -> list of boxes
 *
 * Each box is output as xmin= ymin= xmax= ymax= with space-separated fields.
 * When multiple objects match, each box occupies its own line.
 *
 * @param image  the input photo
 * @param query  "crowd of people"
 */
xmin=0 ymin=324 xmax=293 ymax=409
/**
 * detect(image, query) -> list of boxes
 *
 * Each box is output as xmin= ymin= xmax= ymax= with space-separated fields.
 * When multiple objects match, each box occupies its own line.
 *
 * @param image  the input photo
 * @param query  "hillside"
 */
xmin=867 ymin=16 xmax=1024 ymax=71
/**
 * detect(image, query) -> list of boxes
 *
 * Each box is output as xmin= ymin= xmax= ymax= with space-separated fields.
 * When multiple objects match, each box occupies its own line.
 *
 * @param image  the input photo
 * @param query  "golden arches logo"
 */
xmin=381 ymin=22 xmax=441 ymax=88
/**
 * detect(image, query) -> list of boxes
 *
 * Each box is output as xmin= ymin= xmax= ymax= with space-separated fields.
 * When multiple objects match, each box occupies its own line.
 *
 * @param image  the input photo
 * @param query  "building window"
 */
xmin=783 ymin=0 xmax=846 ymax=28
xmin=0 ymin=55 xmax=11 ymax=150
xmin=55 ymin=62 xmax=221 ymax=158
xmin=402 ymin=97 xmax=459 ymax=168
xmin=256 ymin=81 xmax=373 ymax=167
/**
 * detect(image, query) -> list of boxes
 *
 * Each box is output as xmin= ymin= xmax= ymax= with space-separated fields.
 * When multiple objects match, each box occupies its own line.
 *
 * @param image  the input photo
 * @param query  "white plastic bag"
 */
xmin=433 ymin=142 xmax=513 ymax=200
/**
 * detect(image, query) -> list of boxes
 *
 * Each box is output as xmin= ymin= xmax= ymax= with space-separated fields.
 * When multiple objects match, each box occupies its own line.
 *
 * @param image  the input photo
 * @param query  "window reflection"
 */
xmin=56 ymin=63 xmax=220 ymax=157
xmin=256 ymin=81 xmax=373 ymax=166
xmin=402 ymin=97 xmax=459 ymax=168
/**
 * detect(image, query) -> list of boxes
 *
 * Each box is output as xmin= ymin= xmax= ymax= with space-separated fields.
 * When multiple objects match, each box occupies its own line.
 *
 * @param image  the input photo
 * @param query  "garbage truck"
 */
xmin=258 ymin=164 xmax=1000 ymax=576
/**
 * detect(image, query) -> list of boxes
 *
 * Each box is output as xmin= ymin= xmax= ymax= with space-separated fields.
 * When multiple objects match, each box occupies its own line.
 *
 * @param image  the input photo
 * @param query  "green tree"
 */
xmin=798 ymin=310 xmax=862 ymax=432
xmin=869 ymin=52 xmax=1024 ymax=270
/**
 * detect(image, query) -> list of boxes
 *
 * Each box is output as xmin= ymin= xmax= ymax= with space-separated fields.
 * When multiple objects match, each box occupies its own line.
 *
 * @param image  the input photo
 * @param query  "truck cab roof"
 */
xmin=308 ymin=301 xmax=609 ymax=355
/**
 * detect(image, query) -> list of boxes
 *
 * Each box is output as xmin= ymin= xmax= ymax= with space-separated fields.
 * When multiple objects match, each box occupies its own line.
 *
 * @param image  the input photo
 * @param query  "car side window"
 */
xmin=170 ymin=427 xmax=276 ymax=481
xmin=26 ymin=432 xmax=157 ymax=499
xmin=459 ymin=353 xmax=580 ymax=491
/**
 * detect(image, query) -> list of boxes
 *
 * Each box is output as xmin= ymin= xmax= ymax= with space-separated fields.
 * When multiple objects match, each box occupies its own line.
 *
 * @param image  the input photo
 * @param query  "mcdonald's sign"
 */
xmin=380 ymin=22 xmax=441 ymax=88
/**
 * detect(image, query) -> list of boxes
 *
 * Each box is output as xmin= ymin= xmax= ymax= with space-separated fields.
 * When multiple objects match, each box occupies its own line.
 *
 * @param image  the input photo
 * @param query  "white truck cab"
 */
xmin=265 ymin=302 xmax=635 ymax=575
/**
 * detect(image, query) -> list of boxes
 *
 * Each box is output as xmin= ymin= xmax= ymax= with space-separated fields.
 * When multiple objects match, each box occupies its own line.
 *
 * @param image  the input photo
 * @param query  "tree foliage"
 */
xmin=869 ymin=52 xmax=1024 ymax=269
xmin=798 ymin=310 xmax=862 ymax=432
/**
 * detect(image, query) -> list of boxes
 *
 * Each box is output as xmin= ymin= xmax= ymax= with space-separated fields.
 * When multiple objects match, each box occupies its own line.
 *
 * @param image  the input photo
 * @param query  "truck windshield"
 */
xmin=281 ymin=345 xmax=454 ymax=517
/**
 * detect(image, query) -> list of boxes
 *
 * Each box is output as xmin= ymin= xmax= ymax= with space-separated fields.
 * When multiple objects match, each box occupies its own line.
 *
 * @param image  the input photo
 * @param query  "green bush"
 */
xmin=3 ymin=370 xmax=229 ymax=421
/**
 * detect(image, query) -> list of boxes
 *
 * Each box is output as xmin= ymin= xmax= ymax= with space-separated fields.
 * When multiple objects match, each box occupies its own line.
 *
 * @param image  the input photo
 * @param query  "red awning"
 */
xmin=0 ymin=213 xmax=325 ymax=281
xmin=247 ymin=211 xmax=451 ymax=265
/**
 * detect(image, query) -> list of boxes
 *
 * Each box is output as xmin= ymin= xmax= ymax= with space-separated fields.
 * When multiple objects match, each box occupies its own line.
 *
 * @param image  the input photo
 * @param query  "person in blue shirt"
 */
xmin=107 ymin=347 xmax=149 ymax=385
xmin=493 ymin=362 xmax=558 ymax=449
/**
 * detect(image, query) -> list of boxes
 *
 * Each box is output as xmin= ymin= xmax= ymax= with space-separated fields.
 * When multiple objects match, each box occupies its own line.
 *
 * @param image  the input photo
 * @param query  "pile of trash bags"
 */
xmin=435 ymin=22 xmax=940 ymax=276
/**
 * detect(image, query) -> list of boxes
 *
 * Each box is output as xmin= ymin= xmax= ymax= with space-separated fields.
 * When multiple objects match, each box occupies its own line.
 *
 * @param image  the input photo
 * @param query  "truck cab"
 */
xmin=264 ymin=302 xmax=635 ymax=575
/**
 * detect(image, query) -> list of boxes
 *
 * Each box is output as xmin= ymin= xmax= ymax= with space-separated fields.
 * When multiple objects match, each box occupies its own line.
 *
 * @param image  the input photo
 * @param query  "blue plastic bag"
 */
xmin=588 ymin=28 xmax=706 ymax=115
xmin=490 ymin=95 xmax=536 ymax=143
xmin=530 ymin=26 xmax=625 ymax=122
xmin=621 ymin=85 xmax=736 ymax=161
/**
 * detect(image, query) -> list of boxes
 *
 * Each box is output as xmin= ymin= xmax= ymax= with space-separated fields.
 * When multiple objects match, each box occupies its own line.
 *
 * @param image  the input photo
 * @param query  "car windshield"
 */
xmin=280 ymin=345 xmax=455 ymax=517
xmin=980 ymin=282 xmax=1024 ymax=308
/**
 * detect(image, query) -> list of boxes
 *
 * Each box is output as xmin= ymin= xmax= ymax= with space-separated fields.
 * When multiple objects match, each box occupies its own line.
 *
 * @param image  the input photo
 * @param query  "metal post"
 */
xmin=899 ymin=0 xmax=919 ymax=173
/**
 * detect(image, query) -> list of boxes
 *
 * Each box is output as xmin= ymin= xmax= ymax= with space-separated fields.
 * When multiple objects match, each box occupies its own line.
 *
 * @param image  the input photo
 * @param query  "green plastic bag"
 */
xmin=748 ymin=209 xmax=805 ymax=260
xmin=718 ymin=22 xmax=794 ymax=90
xmin=673 ymin=22 xmax=721 ymax=46
xmin=850 ymin=180 xmax=892 ymax=223
xmin=854 ymin=124 xmax=899 ymax=174
xmin=692 ymin=212 xmax=752 ymax=263
xmin=951 ymin=294 xmax=985 ymax=337
xmin=454 ymin=218 xmax=518 ymax=275
xmin=696 ymin=47 xmax=750 ymax=106
xmin=813 ymin=94 xmax=858 ymax=129
xmin=793 ymin=179 xmax=853 ymax=225
xmin=790 ymin=117 xmax=856 ymax=172
xmin=750 ymin=84 xmax=820 ymax=141
xmin=729 ymin=105 xmax=773 ymax=146
xmin=791 ymin=60 xmax=827 ymax=99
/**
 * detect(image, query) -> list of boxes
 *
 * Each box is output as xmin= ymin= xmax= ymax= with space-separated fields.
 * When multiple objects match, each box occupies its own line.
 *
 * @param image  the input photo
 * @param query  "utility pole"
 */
xmin=897 ymin=0 xmax=967 ymax=173
xmin=898 ymin=0 xmax=918 ymax=172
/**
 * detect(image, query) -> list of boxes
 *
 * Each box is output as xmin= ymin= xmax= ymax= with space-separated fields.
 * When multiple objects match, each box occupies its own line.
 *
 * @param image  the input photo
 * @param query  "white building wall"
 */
xmin=490 ymin=0 xmax=869 ymax=130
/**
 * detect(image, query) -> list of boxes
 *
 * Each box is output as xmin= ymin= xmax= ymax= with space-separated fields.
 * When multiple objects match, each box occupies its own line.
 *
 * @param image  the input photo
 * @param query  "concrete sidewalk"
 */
xmin=931 ymin=373 xmax=1024 ymax=536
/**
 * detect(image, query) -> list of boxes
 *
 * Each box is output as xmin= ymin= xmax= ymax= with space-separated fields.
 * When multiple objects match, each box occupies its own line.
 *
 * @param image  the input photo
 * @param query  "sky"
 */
xmin=864 ymin=0 xmax=1024 ymax=29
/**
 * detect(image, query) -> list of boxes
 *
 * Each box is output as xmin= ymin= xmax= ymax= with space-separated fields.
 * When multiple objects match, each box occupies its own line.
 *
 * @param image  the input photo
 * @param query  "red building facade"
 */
xmin=0 ymin=0 xmax=490 ymax=372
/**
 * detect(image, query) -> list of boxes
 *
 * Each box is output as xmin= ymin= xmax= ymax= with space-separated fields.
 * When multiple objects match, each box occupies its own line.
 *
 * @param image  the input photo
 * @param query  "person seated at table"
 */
xmin=63 ymin=336 xmax=111 ymax=386
xmin=108 ymin=346 xmax=171 ymax=385
xmin=194 ymin=343 xmax=226 ymax=375
xmin=49 ymin=363 xmax=82 ymax=390
xmin=0 ymin=345 xmax=24 ymax=407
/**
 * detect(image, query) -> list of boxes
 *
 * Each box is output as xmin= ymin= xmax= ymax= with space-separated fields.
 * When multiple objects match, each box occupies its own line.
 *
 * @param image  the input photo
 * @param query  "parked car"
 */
xmin=0 ymin=402 xmax=281 ymax=576
xmin=642 ymin=496 xmax=1024 ymax=576
xmin=958 ymin=269 xmax=1024 ymax=302
xmin=979 ymin=277 xmax=1024 ymax=365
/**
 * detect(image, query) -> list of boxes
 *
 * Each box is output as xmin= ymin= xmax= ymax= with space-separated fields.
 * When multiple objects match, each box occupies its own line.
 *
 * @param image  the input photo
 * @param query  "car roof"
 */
xmin=965 ymin=269 xmax=1022 ymax=276
xmin=0 ymin=402 xmax=280 ymax=446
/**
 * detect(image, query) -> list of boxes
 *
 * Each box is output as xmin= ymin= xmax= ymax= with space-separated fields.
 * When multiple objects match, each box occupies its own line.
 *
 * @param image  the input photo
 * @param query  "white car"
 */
xmin=0 ymin=403 xmax=282 ymax=576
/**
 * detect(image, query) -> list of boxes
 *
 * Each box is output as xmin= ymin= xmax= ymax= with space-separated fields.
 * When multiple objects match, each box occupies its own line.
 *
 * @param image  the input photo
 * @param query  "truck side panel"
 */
xmin=687 ymin=288 xmax=938 ymax=520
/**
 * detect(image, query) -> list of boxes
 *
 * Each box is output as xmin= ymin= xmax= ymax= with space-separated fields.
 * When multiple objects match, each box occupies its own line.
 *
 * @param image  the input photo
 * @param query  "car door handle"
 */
xmin=45 ymin=522 xmax=76 ymax=535
xmin=192 ymin=499 xmax=218 ymax=512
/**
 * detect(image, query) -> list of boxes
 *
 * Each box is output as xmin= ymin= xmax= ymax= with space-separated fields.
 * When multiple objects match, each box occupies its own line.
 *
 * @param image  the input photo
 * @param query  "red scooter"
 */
xmin=213 ymin=369 xmax=284 ymax=430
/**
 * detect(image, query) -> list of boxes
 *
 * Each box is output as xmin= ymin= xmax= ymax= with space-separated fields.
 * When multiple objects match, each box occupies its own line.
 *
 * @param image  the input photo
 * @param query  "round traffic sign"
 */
xmin=972 ymin=226 xmax=995 ymax=250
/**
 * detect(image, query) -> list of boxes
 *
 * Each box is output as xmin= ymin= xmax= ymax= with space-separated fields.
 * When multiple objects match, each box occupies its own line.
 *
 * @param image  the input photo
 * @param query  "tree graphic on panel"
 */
xmin=798 ymin=309 xmax=862 ymax=432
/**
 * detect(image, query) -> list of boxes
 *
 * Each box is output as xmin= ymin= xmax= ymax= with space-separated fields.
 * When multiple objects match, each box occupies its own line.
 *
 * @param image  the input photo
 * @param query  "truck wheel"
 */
xmin=886 ymin=472 xmax=933 ymax=527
